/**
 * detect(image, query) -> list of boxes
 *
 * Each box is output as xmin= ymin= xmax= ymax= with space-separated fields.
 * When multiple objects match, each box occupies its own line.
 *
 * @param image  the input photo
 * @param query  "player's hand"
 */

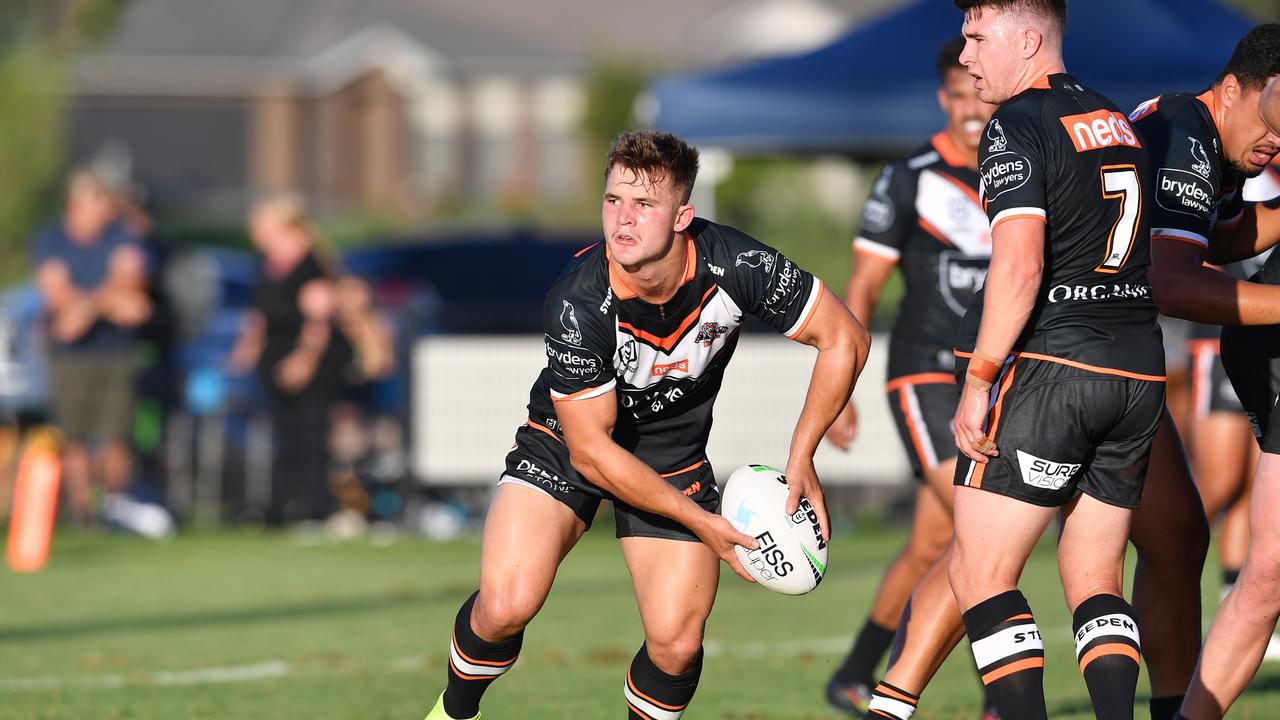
xmin=784 ymin=458 xmax=829 ymax=542
xmin=274 ymin=351 xmax=318 ymax=393
xmin=823 ymin=401 xmax=858 ymax=451
xmin=693 ymin=512 xmax=759 ymax=583
xmin=954 ymin=381 xmax=997 ymax=464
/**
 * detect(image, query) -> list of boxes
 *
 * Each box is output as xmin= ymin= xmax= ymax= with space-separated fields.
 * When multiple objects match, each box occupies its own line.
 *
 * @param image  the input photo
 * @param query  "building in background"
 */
xmin=68 ymin=0 xmax=902 ymax=223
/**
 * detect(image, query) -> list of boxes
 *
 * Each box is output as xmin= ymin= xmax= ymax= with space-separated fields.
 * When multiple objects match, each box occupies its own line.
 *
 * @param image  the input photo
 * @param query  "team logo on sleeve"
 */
xmin=986 ymin=119 xmax=1008 ymax=152
xmin=559 ymin=300 xmax=582 ymax=344
xmin=695 ymin=321 xmax=729 ymax=347
xmin=861 ymin=196 xmax=895 ymax=233
xmin=735 ymin=249 xmax=775 ymax=274
xmin=1188 ymin=137 xmax=1212 ymax=178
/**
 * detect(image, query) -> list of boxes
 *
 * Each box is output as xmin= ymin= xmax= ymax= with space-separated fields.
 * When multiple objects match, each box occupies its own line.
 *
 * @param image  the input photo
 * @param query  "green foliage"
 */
xmin=1221 ymin=0 xmax=1280 ymax=19
xmin=582 ymin=59 xmax=652 ymax=173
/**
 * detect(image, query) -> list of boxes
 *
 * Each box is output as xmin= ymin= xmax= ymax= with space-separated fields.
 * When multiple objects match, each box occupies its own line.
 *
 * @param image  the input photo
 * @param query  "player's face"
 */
xmin=602 ymin=166 xmax=691 ymax=268
xmin=938 ymin=67 xmax=996 ymax=154
xmin=959 ymin=8 xmax=1020 ymax=104
xmin=1224 ymin=81 xmax=1280 ymax=177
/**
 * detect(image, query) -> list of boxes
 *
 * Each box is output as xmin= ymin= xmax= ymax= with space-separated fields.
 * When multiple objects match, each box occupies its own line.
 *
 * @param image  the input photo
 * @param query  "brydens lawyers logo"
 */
xmin=1060 ymin=110 xmax=1141 ymax=152
xmin=1016 ymin=449 xmax=1081 ymax=490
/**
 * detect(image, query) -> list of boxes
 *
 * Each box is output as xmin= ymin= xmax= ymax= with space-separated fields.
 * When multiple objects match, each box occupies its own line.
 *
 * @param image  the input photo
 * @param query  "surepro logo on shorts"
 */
xmin=1016 ymin=450 xmax=1081 ymax=490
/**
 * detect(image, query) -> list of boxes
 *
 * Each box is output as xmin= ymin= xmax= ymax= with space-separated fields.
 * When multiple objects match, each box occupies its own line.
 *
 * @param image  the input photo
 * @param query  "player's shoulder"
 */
xmin=901 ymin=138 xmax=945 ymax=173
xmin=545 ymin=242 xmax=608 ymax=304
xmin=690 ymin=217 xmax=774 ymax=261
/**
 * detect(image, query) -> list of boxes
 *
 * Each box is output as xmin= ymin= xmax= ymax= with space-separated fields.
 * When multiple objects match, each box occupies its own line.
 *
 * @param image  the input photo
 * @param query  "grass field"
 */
xmin=5 ymin=525 xmax=1280 ymax=719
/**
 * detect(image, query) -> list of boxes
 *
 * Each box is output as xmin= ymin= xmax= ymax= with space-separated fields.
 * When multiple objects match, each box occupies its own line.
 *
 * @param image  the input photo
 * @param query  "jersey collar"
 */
xmin=1194 ymin=88 xmax=1227 ymax=155
xmin=606 ymin=232 xmax=697 ymax=301
xmin=931 ymin=131 xmax=971 ymax=168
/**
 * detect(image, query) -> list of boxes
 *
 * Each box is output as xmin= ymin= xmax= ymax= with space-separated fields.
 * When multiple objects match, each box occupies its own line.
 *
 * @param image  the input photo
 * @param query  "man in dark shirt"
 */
xmin=945 ymin=2 xmax=1164 ymax=719
xmin=33 ymin=167 xmax=150 ymax=524
xmin=424 ymin=131 xmax=870 ymax=720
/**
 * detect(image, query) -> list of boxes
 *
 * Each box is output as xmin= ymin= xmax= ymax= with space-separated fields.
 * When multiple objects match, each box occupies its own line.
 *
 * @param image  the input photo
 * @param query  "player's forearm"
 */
xmin=788 ymin=320 xmax=869 ymax=464
xmin=568 ymin=442 xmax=705 ymax=528
xmin=973 ymin=257 xmax=1039 ymax=358
xmin=1154 ymin=261 xmax=1280 ymax=325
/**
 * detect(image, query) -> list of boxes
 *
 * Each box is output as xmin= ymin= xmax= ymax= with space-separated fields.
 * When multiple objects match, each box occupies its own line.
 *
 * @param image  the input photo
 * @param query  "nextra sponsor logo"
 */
xmin=1060 ymin=110 xmax=1141 ymax=152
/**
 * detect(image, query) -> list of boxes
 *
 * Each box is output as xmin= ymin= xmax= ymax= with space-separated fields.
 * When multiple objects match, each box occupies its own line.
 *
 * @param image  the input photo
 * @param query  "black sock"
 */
xmin=863 ymin=680 xmax=919 ymax=719
xmin=1073 ymin=594 xmax=1142 ymax=720
xmin=1149 ymin=695 xmax=1185 ymax=720
xmin=443 ymin=592 xmax=522 ymax=719
xmin=835 ymin=619 xmax=897 ymax=685
xmin=625 ymin=643 xmax=702 ymax=719
xmin=963 ymin=590 xmax=1047 ymax=720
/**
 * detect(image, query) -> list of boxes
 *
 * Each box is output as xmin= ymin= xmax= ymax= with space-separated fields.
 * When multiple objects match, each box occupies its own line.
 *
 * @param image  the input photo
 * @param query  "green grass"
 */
xmin=4 ymin=527 xmax=1280 ymax=719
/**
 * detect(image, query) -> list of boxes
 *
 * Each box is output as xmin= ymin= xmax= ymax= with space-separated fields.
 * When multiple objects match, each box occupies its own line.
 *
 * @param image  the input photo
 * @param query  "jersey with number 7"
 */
xmin=957 ymin=73 xmax=1164 ymax=378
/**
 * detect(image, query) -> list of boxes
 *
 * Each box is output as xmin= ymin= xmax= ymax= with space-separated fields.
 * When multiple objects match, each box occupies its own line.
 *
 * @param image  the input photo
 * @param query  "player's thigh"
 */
xmin=476 ymin=482 xmax=589 ymax=625
xmin=1190 ymin=412 xmax=1253 ymax=518
xmin=906 ymin=476 xmax=954 ymax=561
xmin=620 ymin=535 xmax=719 ymax=652
xmin=1246 ymin=452 xmax=1280 ymax=568
xmin=1057 ymin=493 xmax=1133 ymax=609
xmin=888 ymin=380 xmax=960 ymax=492
xmin=950 ymin=485 xmax=1055 ymax=608
xmin=1129 ymin=407 xmax=1207 ymax=562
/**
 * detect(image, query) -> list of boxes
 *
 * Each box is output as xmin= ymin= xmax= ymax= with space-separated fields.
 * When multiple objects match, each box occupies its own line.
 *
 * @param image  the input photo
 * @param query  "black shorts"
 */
xmin=499 ymin=423 xmax=720 ymax=541
xmin=886 ymin=374 xmax=959 ymax=477
xmin=1221 ymin=325 xmax=1280 ymax=454
xmin=954 ymin=357 xmax=1165 ymax=509
xmin=1187 ymin=339 xmax=1244 ymax=417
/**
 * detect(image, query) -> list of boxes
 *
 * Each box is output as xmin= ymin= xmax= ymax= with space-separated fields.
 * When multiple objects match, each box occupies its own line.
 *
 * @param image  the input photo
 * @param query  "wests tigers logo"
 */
xmin=695 ymin=322 xmax=729 ymax=347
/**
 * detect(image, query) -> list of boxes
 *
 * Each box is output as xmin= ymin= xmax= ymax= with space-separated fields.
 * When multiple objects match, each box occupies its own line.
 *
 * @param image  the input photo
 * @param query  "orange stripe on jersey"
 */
xmin=1079 ymin=643 xmax=1140 ymax=671
xmin=918 ymin=217 xmax=954 ymax=246
xmin=618 ymin=284 xmax=718 ymax=351
xmin=784 ymin=282 xmax=824 ymax=340
xmin=1196 ymin=89 xmax=1224 ymax=137
xmin=1031 ymin=74 xmax=1052 ymax=90
xmin=524 ymin=420 xmax=565 ymax=444
xmin=932 ymin=131 xmax=971 ymax=169
xmin=660 ymin=460 xmax=706 ymax=478
xmin=992 ymin=213 xmax=1048 ymax=233
xmin=574 ymin=243 xmax=599 ymax=257
xmin=1152 ymin=233 xmax=1208 ymax=249
xmin=981 ymin=656 xmax=1044 ymax=685
xmin=956 ymin=349 xmax=1166 ymax=383
xmin=885 ymin=372 xmax=956 ymax=393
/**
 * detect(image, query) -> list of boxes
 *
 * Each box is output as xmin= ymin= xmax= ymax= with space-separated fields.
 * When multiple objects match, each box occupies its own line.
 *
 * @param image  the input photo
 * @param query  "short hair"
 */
xmin=954 ymin=0 xmax=1067 ymax=34
xmin=1218 ymin=24 xmax=1280 ymax=92
xmin=604 ymin=131 xmax=700 ymax=203
xmin=937 ymin=35 xmax=967 ymax=81
xmin=66 ymin=166 xmax=117 ymax=201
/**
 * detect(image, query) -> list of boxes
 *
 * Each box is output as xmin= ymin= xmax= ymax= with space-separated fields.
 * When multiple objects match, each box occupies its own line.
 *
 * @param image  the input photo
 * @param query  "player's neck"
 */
xmin=612 ymin=233 xmax=687 ymax=304
xmin=1011 ymin=58 xmax=1066 ymax=97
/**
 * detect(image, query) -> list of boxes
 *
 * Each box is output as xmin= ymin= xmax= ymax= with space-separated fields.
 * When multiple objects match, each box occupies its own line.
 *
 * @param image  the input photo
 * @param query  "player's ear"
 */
xmin=937 ymin=85 xmax=950 ymax=113
xmin=1020 ymin=27 xmax=1042 ymax=59
xmin=1220 ymin=74 xmax=1241 ymax=109
xmin=673 ymin=202 xmax=695 ymax=233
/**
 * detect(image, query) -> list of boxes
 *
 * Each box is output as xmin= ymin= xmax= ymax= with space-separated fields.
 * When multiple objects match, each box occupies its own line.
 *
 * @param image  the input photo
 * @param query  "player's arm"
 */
xmin=1151 ymin=237 xmax=1280 ymax=324
xmin=1204 ymin=198 xmax=1280 ymax=263
xmin=35 ymin=258 xmax=97 ymax=343
xmin=954 ymin=218 xmax=1043 ymax=464
xmin=787 ymin=286 xmax=870 ymax=539
xmin=825 ymin=249 xmax=896 ymax=450
xmin=94 ymin=243 xmax=151 ymax=328
xmin=554 ymin=391 xmax=759 ymax=581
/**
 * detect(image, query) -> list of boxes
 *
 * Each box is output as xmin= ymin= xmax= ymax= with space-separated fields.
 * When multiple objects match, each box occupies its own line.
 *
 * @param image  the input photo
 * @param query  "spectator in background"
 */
xmin=33 ymin=167 xmax=151 ymax=524
xmin=228 ymin=192 xmax=350 ymax=525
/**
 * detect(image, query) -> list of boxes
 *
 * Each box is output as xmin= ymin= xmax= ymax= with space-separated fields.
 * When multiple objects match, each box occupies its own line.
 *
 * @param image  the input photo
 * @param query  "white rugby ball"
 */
xmin=720 ymin=464 xmax=828 ymax=595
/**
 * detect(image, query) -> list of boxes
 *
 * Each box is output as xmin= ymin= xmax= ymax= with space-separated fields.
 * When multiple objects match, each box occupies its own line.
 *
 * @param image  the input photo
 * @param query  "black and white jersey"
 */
xmin=1129 ymin=91 xmax=1246 ymax=252
xmin=959 ymin=73 xmax=1164 ymax=378
xmin=854 ymin=132 xmax=990 ymax=380
xmin=525 ymin=218 xmax=823 ymax=478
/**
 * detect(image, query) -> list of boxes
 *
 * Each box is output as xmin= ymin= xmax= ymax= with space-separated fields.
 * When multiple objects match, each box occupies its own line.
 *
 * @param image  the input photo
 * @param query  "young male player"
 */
xmin=823 ymin=35 xmax=998 ymax=718
xmin=423 ymin=130 xmax=869 ymax=720
xmin=944 ymin=2 xmax=1169 ymax=718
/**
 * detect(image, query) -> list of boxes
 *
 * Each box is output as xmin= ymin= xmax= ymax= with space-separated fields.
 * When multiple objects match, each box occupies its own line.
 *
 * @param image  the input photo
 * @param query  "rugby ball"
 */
xmin=720 ymin=464 xmax=828 ymax=595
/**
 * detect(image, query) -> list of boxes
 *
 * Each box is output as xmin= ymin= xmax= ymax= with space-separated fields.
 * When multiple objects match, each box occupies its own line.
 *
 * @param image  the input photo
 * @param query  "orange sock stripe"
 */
xmin=875 ymin=684 xmax=919 ymax=705
xmin=448 ymin=656 xmax=496 ymax=682
xmin=451 ymin=630 xmax=518 ymax=667
xmin=1079 ymin=643 xmax=1141 ymax=671
xmin=981 ymin=656 xmax=1044 ymax=685
xmin=1006 ymin=613 xmax=1033 ymax=621
xmin=627 ymin=671 xmax=688 ymax=712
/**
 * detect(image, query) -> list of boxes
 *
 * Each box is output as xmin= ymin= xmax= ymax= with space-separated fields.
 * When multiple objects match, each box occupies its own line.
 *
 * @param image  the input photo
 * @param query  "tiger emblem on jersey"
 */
xmin=695 ymin=322 xmax=729 ymax=347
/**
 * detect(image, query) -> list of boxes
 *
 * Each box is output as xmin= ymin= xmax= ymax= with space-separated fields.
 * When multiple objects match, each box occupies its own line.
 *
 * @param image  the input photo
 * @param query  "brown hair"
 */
xmin=937 ymin=35 xmax=968 ymax=81
xmin=954 ymin=0 xmax=1067 ymax=34
xmin=604 ymin=131 xmax=700 ymax=203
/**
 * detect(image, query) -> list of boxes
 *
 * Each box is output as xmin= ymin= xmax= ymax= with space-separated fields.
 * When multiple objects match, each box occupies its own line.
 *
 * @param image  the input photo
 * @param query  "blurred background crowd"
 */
xmin=2 ymin=0 xmax=1279 ymax=544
